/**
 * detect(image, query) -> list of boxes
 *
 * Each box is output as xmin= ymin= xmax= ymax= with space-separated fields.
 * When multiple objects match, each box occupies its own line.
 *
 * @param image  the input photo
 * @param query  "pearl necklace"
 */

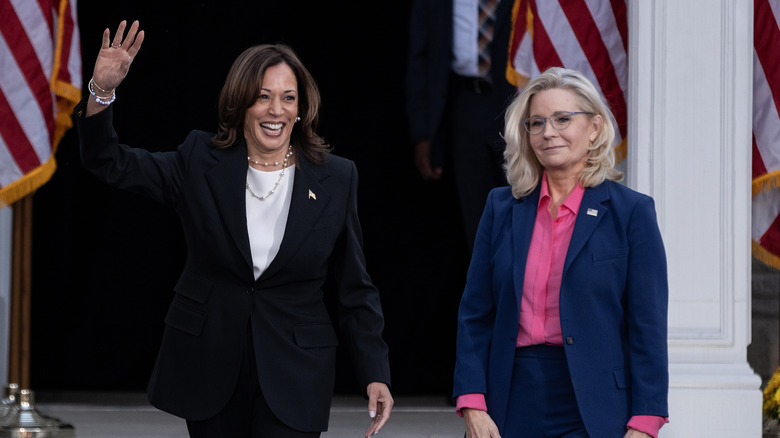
xmin=247 ymin=144 xmax=293 ymax=167
xmin=246 ymin=145 xmax=293 ymax=201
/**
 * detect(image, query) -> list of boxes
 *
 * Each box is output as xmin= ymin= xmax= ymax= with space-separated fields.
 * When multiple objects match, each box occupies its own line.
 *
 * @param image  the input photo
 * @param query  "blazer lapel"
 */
xmin=512 ymin=185 xmax=541 ymax=308
xmin=562 ymin=182 xmax=611 ymax=276
xmin=259 ymin=154 xmax=331 ymax=280
xmin=205 ymin=140 xmax=254 ymax=273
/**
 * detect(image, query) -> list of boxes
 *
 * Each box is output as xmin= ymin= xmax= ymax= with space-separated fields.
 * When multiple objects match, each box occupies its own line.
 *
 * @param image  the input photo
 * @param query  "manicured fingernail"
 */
xmin=370 ymin=410 xmax=376 ymax=418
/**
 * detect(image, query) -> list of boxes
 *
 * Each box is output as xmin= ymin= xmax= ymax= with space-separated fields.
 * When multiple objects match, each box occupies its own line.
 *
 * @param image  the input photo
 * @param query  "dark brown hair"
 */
xmin=212 ymin=44 xmax=330 ymax=164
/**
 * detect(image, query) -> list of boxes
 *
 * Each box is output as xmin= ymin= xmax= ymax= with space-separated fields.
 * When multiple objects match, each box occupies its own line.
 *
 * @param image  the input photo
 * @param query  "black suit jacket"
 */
xmin=75 ymin=102 xmax=391 ymax=432
xmin=405 ymin=0 xmax=516 ymax=155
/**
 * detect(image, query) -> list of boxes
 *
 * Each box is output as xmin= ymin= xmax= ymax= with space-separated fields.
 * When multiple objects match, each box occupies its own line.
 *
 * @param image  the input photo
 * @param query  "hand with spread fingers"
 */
xmin=86 ymin=20 xmax=144 ymax=115
xmin=365 ymin=382 xmax=393 ymax=437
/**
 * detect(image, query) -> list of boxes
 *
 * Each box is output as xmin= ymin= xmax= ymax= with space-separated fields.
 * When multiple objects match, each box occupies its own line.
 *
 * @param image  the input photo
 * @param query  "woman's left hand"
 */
xmin=365 ymin=382 xmax=393 ymax=437
xmin=624 ymin=428 xmax=653 ymax=438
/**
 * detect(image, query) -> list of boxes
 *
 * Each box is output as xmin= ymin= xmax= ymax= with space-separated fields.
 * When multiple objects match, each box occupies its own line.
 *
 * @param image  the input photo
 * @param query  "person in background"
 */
xmin=75 ymin=20 xmax=393 ymax=438
xmin=405 ymin=0 xmax=516 ymax=253
xmin=453 ymin=67 xmax=669 ymax=438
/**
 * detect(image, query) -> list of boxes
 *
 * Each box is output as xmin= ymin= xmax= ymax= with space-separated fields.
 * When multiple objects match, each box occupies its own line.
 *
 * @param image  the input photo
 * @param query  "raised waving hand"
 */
xmin=86 ymin=20 xmax=144 ymax=115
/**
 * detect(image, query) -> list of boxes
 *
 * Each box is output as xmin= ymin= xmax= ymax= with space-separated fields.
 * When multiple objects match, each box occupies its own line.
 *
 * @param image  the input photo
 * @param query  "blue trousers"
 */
xmin=502 ymin=345 xmax=589 ymax=438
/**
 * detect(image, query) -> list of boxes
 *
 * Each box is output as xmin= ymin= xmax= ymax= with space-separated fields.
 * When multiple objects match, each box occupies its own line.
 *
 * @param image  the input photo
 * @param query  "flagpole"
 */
xmin=2 ymin=194 xmax=76 ymax=436
xmin=0 ymin=204 xmax=12 ymax=387
xmin=9 ymin=194 xmax=32 ymax=388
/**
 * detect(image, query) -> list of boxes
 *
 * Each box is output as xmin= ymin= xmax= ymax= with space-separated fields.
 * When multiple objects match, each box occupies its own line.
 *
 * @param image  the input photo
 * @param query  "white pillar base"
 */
xmin=665 ymin=363 xmax=762 ymax=437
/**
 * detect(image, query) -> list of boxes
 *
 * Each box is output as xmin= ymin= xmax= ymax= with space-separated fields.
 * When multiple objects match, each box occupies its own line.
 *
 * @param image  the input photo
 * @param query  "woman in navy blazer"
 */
xmin=453 ymin=67 xmax=669 ymax=437
xmin=75 ymin=21 xmax=393 ymax=438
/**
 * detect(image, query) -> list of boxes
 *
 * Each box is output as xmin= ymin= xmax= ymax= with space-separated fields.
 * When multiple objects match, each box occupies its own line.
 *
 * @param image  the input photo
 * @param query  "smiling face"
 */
xmin=243 ymin=63 xmax=299 ymax=160
xmin=527 ymin=88 xmax=602 ymax=176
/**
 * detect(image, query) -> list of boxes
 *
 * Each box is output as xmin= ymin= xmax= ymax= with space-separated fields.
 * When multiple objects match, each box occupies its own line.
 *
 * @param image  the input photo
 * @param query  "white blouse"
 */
xmin=245 ymin=164 xmax=295 ymax=279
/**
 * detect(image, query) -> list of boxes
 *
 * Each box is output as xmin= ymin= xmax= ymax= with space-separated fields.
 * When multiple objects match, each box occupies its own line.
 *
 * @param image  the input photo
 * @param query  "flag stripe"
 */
xmin=762 ymin=215 xmax=780 ymax=255
xmin=753 ymin=49 xmax=780 ymax=180
xmin=585 ymin=0 xmax=628 ymax=92
xmin=0 ymin=134 xmax=23 ymax=188
xmin=0 ymin=88 xmax=40 ymax=176
xmin=57 ymin=0 xmax=81 ymax=92
xmin=608 ymin=0 xmax=628 ymax=51
xmin=753 ymin=135 xmax=768 ymax=180
xmin=528 ymin=0 xmax=563 ymax=71
xmin=1 ymin=1 xmax=55 ymax=147
xmin=562 ymin=0 xmax=626 ymax=138
xmin=0 ymin=31 xmax=48 ymax=172
xmin=755 ymin=0 xmax=780 ymax=123
xmin=55 ymin=1 xmax=75 ymax=85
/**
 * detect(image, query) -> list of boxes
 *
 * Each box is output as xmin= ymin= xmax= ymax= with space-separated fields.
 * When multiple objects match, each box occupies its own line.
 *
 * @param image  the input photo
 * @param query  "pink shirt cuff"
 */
xmin=627 ymin=415 xmax=669 ymax=437
xmin=455 ymin=393 xmax=488 ymax=417
xmin=456 ymin=395 xmax=668 ymax=436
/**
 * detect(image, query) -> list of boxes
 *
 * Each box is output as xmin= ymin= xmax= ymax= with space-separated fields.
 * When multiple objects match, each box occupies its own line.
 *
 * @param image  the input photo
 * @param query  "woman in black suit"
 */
xmin=75 ymin=20 xmax=393 ymax=438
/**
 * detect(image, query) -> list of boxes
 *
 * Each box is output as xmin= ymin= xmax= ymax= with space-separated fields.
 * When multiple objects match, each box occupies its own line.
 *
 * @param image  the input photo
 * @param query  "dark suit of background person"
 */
xmin=405 ymin=0 xmax=516 ymax=253
xmin=74 ymin=21 xmax=391 ymax=437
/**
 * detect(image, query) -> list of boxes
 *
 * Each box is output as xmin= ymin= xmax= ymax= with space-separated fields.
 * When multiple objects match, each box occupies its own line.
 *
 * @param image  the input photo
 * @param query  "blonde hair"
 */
xmin=503 ymin=67 xmax=622 ymax=198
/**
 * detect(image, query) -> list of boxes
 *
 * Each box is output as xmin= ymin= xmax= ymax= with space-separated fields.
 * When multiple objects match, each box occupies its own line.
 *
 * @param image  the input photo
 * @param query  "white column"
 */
xmin=0 ymin=206 xmax=12 ymax=388
xmin=628 ymin=0 xmax=761 ymax=436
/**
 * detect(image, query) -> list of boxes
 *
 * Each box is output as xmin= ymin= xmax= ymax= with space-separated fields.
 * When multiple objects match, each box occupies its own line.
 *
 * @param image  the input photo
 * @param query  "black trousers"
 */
xmin=446 ymin=82 xmax=508 ymax=253
xmin=186 ymin=327 xmax=321 ymax=438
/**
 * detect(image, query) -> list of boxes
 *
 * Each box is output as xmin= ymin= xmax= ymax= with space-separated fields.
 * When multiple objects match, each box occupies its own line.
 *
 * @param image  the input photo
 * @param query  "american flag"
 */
xmin=506 ymin=0 xmax=627 ymax=163
xmin=753 ymin=0 xmax=780 ymax=270
xmin=0 ymin=0 xmax=81 ymax=207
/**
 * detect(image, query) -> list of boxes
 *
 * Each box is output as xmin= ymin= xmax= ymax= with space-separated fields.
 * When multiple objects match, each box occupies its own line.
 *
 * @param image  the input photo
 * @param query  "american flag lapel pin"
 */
xmin=587 ymin=208 xmax=598 ymax=217
xmin=308 ymin=189 xmax=316 ymax=200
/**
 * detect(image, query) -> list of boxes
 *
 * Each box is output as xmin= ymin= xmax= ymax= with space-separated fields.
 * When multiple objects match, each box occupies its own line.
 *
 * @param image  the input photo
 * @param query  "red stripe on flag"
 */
xmin=753 ymin=134 xmax=768 ymax=180
xmin=610 ymin=0 xmax=628 ymax=52
xmin=761 ymin=214 xmax=780 ymax=256
xmin=0 ymin=1 xmax=56 ymax=142
xmin=36 ymin=0 xmax=54 ymax=34
xmin=529 ymin=0 xmax=564 ymax=71
xmin=560 ymin=0 xmax=627 ymax=139
xmin=755 ymin=0 xmax=780 ymax=115
xmin=56 ymin=1 xmax=75 ymax=85
xmin=0 ymin=88 xmax=42 ymax=173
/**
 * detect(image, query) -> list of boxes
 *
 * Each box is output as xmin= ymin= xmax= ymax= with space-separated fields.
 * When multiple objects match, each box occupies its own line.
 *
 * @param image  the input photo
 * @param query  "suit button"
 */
xmin=246 ymin=288 xmax=255 ymax=295
xmin=566 ymin=336 xmax=574 ymax=345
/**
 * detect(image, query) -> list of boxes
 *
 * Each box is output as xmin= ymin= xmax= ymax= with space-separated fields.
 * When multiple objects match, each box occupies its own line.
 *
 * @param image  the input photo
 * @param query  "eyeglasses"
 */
xmin=522 ymin=111 xmax=594 ymax=135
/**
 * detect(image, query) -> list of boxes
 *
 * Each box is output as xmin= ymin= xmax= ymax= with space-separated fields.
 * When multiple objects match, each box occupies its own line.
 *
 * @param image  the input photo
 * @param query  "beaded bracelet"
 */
xmin=88 ymin=78 xmax=116 ymax=105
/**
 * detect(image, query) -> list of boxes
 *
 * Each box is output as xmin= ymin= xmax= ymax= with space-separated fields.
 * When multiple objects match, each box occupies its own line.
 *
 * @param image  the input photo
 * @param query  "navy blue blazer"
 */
xmin=453 ymin=181 xmax=669 ymax=437
xmin=76 ymin=102 xmax=390 ymax=432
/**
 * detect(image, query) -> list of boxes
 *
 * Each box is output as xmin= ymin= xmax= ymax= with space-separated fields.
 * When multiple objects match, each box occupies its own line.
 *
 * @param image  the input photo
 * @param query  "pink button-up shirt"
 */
xmin=456 ymin=176 xmax=667 ymax=437
xmin=516 ymin=176 xmax=582 ymax=346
